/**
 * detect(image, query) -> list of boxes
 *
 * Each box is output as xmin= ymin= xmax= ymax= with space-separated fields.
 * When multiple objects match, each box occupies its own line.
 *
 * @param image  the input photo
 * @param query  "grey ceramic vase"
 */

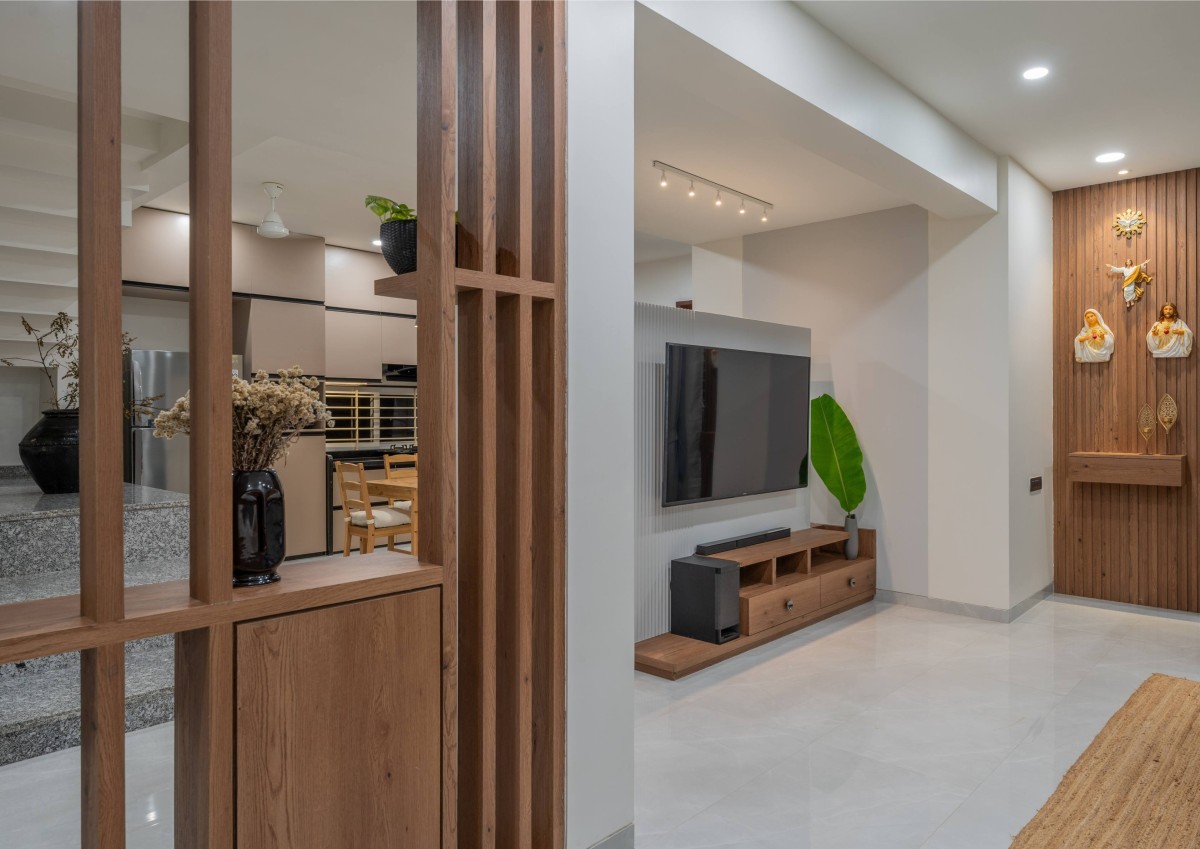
xmin=844 ymin=513 xmax=859 ymax=560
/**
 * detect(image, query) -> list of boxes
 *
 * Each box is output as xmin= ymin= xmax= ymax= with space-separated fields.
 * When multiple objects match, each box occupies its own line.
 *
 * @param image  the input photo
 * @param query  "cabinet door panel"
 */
xmin=236 ymin=590 xmax=441 ymax=848
xmin=325 ymin=311 xmax=383 ymax=381
xmin=246 ymin=300 xmax=325 ymax=375
xmin=232 ymin=223 xmax=325 ymax=301
xmin=274 ymin=435 xmax=328 ymax=557
xmin=381 ymin=315 xmax=418 ymax=365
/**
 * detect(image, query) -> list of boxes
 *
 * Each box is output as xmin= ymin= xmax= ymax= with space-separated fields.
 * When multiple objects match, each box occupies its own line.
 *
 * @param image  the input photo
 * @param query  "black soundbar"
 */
xmin=695 ymin=526 xmax=791 ymax=556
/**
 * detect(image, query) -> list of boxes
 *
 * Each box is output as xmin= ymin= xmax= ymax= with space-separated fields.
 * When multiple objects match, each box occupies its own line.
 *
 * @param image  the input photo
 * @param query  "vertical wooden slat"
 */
xmin=482 ymin=0 xmax=498 ymax=274
xmin=417 ymin=5 xmax=460 ymax=849
xmin=531 ymin=3 xmax=566 ymax=848
xmin=459 ymin=289 xmax=498 ymax=849
xmin=496 ymin=0 xmax=521 ymax=277
xmin=457 ymin=0 xmax=484 ymax=271
xmin=78 ymin=5 xmax=125 ymax=847
xmin=81 ymin=644 xmax=124 ymax=849
xmin=496 ymin=293 xmax=533 ymax=849
xmin=189 ymin=0 xmax=233 ymax=606
xmin=77 ymin=0 xmax=123 ymax=624
xmin=174 ymin=625 xmax=234 ymax=849
xmin=517 ymin=1 xmax=533 ymax=279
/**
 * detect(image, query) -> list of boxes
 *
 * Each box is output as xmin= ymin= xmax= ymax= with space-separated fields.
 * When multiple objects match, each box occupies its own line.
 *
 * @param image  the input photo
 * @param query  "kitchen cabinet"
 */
xmin=232 ymin=223 xmax=325 ymax=301
xmin=325 ymin=245 xmax=415 ymax=314
xmin=381 ymin=315 xmax=418 ymax=365
xmin=122 ymin=207 xmax=191 ymax=288
xmin=325 ymin=310 xmax=383 ymax=381
xmin=244 ymin=299 xmax=325 ymax=376
xmin=275 ymin=434 xmax=328 ymax=558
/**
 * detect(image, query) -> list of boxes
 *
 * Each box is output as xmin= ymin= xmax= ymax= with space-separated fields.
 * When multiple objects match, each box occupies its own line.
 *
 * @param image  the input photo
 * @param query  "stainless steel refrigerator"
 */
xmin=125 ymin=349 xmax=190 ymax=494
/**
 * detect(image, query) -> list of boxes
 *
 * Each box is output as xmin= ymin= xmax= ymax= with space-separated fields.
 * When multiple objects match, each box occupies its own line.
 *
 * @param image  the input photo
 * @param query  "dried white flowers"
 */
xmin=154 ymin=367 xmax=332 ymax=471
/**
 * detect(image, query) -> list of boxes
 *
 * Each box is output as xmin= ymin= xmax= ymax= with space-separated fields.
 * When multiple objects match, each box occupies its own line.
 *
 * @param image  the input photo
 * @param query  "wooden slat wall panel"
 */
xmin=458 ymin=289 xmax=498 ymax=849
xmin=188 ymin=0 xmax=233 ymax=606
xmin=495 ymin=1 xmax=522 ymax=278
xmin=77 ymin=5 xmax=125 ymax=847
xmin=1053 ymin=168 xmax=1199 ymax=612
xmin=457 ymin=0 xmax=484 ymax=272
xmin=174 ymin=625 xmax=233 ymax=849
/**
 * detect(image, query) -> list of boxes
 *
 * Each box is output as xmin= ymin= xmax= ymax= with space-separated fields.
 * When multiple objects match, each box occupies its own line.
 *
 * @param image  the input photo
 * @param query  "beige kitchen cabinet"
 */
xmin=232 ymin=223 xmax=325 ymax=301
xmin=381 ymin=315 xmax=418 ymax=365
xmin=325 ymin=310 xmax=383 ymax=381
xmin=123 ymin=208 xmax=190 ymax=288
xmin=244 ymin=299 xmax=325 ymax=375
xmin=325 ymin=245 xmax=416 ymax=314
xmin=274 ymin=434 xmax=329 ymax=558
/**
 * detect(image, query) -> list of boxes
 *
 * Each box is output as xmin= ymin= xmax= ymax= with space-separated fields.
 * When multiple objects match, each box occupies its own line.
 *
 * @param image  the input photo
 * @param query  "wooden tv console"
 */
xmin=635 ymin=525 xmax=876 ymax=680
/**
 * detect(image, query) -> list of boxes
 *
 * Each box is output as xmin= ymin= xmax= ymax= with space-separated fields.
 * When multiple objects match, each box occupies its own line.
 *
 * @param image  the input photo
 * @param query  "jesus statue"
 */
xmin=1108 ymin=258 xmax=1153 ymax=309
xmin=1146 ymin=302 xmax=1194 ymax=358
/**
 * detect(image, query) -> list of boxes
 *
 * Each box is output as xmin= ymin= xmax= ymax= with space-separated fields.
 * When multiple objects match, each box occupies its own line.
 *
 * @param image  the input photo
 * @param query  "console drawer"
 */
xmin=740 ymin=579 xmax=820 ymax=635
xmin=820 ymin=559 xmax=876 ymax=607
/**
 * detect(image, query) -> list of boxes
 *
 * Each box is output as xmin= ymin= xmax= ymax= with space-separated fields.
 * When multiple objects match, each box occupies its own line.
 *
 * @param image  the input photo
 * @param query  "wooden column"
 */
xmin=77 ymin=3 xmax=125 ymax=846
xmin=175 ymin=625 xmax=234 ymax=849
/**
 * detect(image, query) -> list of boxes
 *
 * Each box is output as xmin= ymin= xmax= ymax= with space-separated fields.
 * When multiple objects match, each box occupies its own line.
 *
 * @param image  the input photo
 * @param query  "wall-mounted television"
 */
xmin=662 ymin=343 xmax=811 ymax=507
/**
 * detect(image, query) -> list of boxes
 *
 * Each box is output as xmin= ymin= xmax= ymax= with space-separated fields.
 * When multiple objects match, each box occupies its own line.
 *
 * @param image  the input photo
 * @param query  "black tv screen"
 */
xmin=662 ymin=343 xmax=810 ymax=507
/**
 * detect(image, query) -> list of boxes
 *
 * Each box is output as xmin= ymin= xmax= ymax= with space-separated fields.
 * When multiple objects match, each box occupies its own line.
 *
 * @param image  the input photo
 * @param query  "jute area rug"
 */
xmin=1011 ymin=673 xmax=1200 ymax=848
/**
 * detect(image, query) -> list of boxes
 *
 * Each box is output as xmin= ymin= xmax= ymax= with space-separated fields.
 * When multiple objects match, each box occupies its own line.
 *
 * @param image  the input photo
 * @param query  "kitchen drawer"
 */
xmin=819 ymin=559 xmax=876 ymax=608
xmin=740 ymin=578 xmax=820 ymax=636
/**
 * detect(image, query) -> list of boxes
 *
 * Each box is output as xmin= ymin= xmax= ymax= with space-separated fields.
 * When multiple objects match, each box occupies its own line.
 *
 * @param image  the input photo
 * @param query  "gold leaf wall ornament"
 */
xmin=1158 ymin=393 xmax=1178 ymax=436
xmin=1114 ymin=208 xmax=1146 ymax=239
xmin=1138 ymin=403 xmax=1155 ymax=452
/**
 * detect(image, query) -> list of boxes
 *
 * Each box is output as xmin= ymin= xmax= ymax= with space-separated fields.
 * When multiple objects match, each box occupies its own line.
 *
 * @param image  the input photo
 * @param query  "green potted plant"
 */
xmin=1 ymin=313 xmax=154 ymax=494
xmin=365 ymin=195 xmax=417 ymax=275
xmin=809 ymin=393 xmax=867 ymax=559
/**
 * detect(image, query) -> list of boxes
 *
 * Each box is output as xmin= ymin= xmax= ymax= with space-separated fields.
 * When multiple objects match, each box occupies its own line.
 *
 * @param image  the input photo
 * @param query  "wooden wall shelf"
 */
xmin=1067 ymin=452 xmax=1187 ymax=487
xmin=375 ymin=268 xmax=556 ymax=301
xmin=635 ymin=525 xmax=876 ymax=680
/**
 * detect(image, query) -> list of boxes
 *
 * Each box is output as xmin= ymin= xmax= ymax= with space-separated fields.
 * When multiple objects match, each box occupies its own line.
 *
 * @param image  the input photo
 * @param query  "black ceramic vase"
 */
xmin=19 ymin=409 xmax=80 ymax=494
xmin=232 ymin=469 xmax=286 ymax=586
xmin=379 ymin=219 xmax=417 ymax=275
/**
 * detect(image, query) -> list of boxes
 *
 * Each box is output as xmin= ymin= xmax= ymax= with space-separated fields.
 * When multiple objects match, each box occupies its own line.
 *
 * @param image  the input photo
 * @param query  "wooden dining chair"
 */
xmin=382 ymin=453 xmax=417 ymax=506
xmin=334 ymin=461 xmax=413 ymax=556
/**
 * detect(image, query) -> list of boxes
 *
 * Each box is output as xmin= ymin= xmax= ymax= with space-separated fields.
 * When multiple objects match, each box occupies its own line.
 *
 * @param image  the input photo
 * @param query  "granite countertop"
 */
xmin=0 ymin=557 xmax=190 ymax=606
xmin=0 ymin=480 xmax=189 ymax=523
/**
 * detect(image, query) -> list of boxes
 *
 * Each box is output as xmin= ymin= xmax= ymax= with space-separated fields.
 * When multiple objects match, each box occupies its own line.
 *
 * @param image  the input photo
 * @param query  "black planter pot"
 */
xmin=380 ymin=219 xmax=417 ymax=276
xmin=232 ymin=469 xmax=286 ymax=586
xmin=19 ymin=409 xmax=80 ymax=494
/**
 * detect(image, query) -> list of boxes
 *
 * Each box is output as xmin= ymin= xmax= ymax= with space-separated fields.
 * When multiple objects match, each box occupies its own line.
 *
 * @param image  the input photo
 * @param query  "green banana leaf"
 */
xmin=809 ymin=393 xmax=866 ymax=515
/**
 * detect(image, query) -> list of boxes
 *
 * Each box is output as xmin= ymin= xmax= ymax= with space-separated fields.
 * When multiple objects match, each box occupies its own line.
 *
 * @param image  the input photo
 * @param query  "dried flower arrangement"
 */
xmin=154 ymin=367 xmax=331 ymax=470
xmin=1 ymin=312 xmax=157 ymax=415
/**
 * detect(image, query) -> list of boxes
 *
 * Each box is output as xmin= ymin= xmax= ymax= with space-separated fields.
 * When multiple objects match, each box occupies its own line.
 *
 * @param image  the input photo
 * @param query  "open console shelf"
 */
xmin=635 ymin=525 xmax=877 ymax=680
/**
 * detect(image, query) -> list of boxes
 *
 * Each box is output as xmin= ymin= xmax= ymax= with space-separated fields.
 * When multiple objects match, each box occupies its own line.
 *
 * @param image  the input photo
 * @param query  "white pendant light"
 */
xmin=256 ymin=182 xmax=290 ymax=239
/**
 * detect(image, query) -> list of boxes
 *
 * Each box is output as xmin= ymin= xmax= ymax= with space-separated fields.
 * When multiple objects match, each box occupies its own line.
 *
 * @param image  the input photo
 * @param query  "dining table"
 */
xmin=366 ymin=470 xmax=419 ymax=557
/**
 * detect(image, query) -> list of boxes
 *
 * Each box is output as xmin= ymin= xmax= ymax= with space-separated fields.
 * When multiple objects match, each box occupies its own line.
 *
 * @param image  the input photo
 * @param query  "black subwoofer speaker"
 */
xmin=670 ymin=555 xmax=740 ymax=644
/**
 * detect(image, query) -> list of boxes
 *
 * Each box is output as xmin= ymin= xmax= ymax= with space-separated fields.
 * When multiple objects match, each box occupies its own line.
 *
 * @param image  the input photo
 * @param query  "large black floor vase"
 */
xmin=19 ymin=409 xmax=80 ymax=494
xmin=232 ymin=469 xmax=286 ymax=586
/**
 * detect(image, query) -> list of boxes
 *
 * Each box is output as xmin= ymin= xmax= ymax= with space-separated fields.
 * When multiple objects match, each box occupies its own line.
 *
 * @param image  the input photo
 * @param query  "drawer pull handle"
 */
xmin=785 ymin=599 xmax=795 ymax=611
xmin=849 ymin=577 xmax=858 ymax=589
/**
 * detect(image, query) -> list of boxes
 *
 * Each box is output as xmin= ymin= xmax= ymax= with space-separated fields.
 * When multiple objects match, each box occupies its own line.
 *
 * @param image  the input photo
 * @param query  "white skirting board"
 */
xmin=875 ymin=583 xmax=1053 ymax=623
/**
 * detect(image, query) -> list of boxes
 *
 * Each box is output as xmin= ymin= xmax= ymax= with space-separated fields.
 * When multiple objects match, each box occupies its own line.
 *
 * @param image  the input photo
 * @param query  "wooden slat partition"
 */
xmin=495 ymin=0 xmax=521 ymax=277
xmin=1054 ymin=168 xmax=1199 ymax=612
xmin=77 ymin=4 xmax=125 ymax=846
xmin=174 ymin=625 xmax=233 ymax=849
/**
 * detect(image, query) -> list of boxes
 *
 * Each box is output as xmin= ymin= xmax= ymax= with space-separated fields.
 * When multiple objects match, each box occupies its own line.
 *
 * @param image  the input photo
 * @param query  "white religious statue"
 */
xmin=1146 ymin=302 xmax=1193 ymax=358
xmin=1075 ymin=308 xmax=1115 ymax=363
xmin=1108 ymin=258 xmax=1153 ymax=309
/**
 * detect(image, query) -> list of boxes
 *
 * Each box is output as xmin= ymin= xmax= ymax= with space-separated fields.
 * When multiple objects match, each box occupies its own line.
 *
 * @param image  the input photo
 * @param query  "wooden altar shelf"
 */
xmin=1067 ymin=452 xmax=1187 ymax=487
xmin=375 ymin=268 xmax=556 ymax=301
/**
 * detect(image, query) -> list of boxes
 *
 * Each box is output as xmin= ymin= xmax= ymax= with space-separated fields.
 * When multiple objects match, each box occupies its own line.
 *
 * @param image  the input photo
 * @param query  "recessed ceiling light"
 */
xmin=1118 ymin=170 xmax=1129 ymax=176
xmin=1095 ymin=152 xmax=1125 ymax=163
xmin=1022 ymin=66 xmax=1049 ymax=80
xmin=372 ymin=239 xmax=382 ymax=246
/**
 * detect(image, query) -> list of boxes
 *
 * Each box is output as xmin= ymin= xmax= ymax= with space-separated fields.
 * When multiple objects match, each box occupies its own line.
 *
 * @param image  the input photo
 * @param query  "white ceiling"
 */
xmin=635 ymin=5 xmax=907 ymax=251
xmin=798 ymin=1 xmax=1200 ymax=191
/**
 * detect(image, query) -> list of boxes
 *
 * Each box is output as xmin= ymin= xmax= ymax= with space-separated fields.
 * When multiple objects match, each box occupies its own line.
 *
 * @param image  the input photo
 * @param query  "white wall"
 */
xmin=742 ymin=206 xmax=931 ymax=597
xmin=634 ymin=254 xmax=691 ymax=307
xmin=1005 ymin=159 xmax=1054 ymax=607
xmin=0 ymin=369 xmax=50 ymax=466
xmin=691 ymin=237 xmax=743 ymax=317
xmin=634 ymin=304 xmax=811 ymax=640
xmin=567 ymin=2 xmax=635 ymax=846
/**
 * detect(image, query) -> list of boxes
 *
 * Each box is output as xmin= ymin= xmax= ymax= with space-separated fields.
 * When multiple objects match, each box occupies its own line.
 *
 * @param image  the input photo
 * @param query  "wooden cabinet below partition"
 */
xmin=236 ymin=589 xmax=442 ymax=848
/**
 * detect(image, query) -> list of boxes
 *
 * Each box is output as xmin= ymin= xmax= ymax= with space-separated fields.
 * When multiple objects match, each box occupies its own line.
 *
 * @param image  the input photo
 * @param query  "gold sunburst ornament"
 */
xmin=1114 ymin=208 xmax=1146 ymax=239
xmin=1138 ymin=403 xmax=1155 ymax=453
xmin=1158 ymin=393 xmax=1178 ymax=437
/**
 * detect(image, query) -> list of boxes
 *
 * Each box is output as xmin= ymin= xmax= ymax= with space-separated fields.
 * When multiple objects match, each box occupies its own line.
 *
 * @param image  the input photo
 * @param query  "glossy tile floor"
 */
xmin=634 ymin=597 xmax=1200 ymax=849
